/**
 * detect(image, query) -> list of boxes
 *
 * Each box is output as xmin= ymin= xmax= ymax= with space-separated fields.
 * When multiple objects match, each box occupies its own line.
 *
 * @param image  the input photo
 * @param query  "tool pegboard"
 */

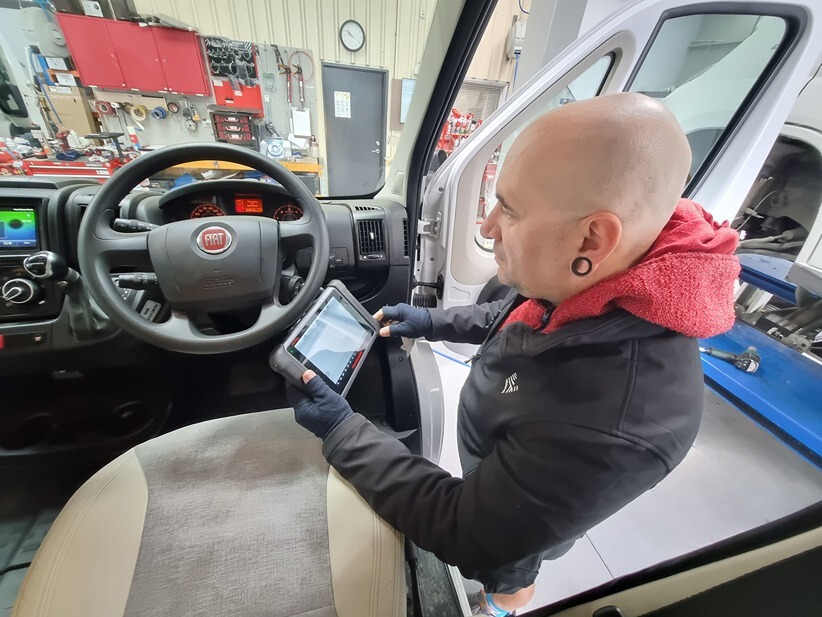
xmin=93 ymin=91 xmax=218 ymax=148
xmin=204 ymin=37 xmax=258 ymax=84
xmin=255 ymin=44 xmax=319 ymax=142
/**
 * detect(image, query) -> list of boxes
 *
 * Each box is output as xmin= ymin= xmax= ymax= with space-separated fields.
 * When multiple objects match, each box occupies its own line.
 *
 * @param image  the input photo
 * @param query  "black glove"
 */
xmin=377 ymin=303 xmax=433 ymax=338
xmin=286 ymin=372 xmax=353 ymax=440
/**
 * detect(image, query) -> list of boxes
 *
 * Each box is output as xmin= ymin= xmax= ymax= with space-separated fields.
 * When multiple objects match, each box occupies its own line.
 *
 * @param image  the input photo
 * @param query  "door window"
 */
xmin=627 ymin=15 xmax=787 ymax=182
xmin=472 ymin=14 xmax=788 ymax=251
xmin=474 ymin=56 xmax=613 ymax=250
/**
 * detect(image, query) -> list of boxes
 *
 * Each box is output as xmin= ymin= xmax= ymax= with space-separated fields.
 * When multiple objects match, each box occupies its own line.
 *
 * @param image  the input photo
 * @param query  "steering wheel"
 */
xmin=78 ymin=144 xmax=329 ymax=354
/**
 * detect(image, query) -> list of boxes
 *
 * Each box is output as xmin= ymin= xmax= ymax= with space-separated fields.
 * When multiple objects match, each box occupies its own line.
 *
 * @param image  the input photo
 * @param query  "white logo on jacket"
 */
xmin=501 ymin=372 xmax=519 ymax=394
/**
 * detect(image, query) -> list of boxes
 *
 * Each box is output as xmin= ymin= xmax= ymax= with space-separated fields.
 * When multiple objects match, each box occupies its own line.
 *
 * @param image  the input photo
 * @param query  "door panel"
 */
xmin=153 ymin=29 xmax=210 ymax=96
xmin=547 ymin=526 xmax=821 ymax=617
xmin=322 ymin=64 xmax=387 ymax=196
xmin=106 ymin=21 xmax=167 ymax=93
xmin=57 ymin=14 xmax=125 ymax=89
xmin=420 ymin=1 xmax=822 ymax=313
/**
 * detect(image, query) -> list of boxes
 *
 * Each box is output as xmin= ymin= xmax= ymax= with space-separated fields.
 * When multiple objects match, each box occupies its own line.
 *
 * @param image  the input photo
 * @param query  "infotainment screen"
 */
xmin=0 ymin=208 xmax=38 ymax=250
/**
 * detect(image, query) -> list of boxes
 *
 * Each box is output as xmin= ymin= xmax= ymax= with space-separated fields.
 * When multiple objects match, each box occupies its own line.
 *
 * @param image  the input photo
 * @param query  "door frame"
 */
xmin=421 ymin=1 xmax=822 ymax=315
xmin=533 ymin=501 xmax=822 ymax=616
xmin=320 ymin=62 xmax=389 ymax=198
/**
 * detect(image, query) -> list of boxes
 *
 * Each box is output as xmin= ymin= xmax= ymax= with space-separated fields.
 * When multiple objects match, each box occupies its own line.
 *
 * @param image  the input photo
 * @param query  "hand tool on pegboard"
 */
xmin=274 ymin=45 xmax=292 ymax=105
xmin=289 ymin=50 xmax=314 ymax=108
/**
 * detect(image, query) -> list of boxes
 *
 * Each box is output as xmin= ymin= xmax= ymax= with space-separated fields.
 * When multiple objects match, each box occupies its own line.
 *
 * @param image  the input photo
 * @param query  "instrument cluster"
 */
xmin=164 ymin=191 xmax=304 ymax=222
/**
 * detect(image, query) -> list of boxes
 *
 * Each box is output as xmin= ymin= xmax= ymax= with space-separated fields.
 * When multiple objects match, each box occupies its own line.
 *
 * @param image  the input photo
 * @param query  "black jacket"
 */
xmin=322 ymin=291 xmax=703 ymax=574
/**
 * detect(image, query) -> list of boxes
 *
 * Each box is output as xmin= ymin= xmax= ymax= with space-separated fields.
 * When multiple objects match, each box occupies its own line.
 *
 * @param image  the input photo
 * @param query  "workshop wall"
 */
xmin=464 ymin=0 xmax=528 ymax=86
xmin=132 ymin=0 xmax=438 ymax=165
xmin=93 ymin=92 xmax=218 ymax=147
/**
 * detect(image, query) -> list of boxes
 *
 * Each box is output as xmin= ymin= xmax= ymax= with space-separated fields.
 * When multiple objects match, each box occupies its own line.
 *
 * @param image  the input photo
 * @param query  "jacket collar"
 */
xmin=498 ymin=302 xmax=668 ymax=357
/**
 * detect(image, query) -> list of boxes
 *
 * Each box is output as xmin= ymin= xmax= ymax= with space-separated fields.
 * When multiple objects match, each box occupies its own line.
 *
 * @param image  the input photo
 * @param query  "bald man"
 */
xmin=288 ymin=93 xmax=740 ymax=615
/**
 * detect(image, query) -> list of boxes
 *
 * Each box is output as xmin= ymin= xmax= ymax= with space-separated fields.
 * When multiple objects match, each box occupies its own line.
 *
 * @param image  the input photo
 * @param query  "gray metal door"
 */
xmin=322 ymin=64 xmax=387 ymax=196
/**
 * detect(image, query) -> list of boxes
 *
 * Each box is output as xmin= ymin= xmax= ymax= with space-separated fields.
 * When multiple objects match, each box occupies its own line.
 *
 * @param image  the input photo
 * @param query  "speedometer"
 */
xmin=272 ymin=204 xmax=303 ymax=221
xmin=190 ymin=204 xmax=226 ymax=219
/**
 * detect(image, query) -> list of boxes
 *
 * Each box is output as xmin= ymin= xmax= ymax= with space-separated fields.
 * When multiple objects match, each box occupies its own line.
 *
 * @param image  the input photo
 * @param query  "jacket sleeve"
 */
xmin=427 ymin=292 xmax=515 ymax=344
xmin=322 ymin=413 xmax=668 ymax=573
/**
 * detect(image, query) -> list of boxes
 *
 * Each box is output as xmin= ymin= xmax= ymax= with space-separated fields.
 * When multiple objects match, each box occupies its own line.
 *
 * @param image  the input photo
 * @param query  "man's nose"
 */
xmin=480 ymin=204 xmax=499 ymax=240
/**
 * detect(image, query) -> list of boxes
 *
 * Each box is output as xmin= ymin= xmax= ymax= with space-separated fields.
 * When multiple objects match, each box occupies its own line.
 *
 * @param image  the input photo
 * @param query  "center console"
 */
xmin=0 ymin=200 xmax=63 ymax=330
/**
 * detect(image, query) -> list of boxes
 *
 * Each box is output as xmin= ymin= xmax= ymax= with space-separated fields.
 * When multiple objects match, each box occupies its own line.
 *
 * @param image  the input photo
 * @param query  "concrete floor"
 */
xmin=429 ymin=342 xmax=822 ymax=613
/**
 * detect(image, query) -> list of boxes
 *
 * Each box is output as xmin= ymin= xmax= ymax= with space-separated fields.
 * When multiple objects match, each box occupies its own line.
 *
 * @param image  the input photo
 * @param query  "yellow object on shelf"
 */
xmin=172 ymin=160 xmax=323 ymax=174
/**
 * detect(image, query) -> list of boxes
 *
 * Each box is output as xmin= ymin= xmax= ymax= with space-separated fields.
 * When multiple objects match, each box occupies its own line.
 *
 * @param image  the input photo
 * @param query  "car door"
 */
xmin=416 ymin=0 xmax=822 ymax=335
xmin=524 ymin=501 xmax=821 ymax=616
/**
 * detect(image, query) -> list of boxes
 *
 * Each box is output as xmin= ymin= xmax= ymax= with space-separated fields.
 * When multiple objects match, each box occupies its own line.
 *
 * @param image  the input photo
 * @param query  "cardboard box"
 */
xmin=45 ymin=86 xmax=98 ymax=136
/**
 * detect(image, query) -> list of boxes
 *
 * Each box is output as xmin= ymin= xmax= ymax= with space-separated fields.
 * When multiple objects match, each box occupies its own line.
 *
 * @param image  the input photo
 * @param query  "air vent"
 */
xmin=354 ymin=205 xmax=380 ymax=212
xmin=402 ymin=218 xmax=409 ymax=257
xmin=357 ymin=219 xmax=385 ymax=255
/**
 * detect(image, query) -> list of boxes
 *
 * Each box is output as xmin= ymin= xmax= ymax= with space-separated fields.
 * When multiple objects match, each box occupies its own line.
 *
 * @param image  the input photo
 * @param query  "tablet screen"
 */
xmin=286 ymin=289 xmax=376 ymax=393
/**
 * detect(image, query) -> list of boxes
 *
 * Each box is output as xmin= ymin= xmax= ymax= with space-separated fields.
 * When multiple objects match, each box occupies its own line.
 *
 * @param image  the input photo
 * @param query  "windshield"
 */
xmin=0 ymin=0 xmax=441 ymax=197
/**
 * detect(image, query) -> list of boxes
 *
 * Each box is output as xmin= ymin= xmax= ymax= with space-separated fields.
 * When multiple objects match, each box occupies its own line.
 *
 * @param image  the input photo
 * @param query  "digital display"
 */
xmin=235 ymin=196 xmax=264 ymax=213
xmin=0 ymin=208 xmax=38 ymax=250
xmin=288 ymin=292 xmax=373 ymax=392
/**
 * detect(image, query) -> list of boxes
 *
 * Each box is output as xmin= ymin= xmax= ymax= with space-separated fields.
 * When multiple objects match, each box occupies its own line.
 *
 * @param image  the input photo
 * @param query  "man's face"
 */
xmin=479 ymin=146 xmax=579 ymax=302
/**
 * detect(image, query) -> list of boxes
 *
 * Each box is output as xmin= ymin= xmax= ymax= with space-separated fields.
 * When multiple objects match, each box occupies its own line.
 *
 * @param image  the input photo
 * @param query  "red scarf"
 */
xmin=501 ymin=199 xmax=740 ymax=338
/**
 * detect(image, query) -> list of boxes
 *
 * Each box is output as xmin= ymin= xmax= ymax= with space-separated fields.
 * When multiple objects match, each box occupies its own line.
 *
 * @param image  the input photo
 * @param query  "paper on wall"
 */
xmin=291 ymin=108 xmax=312 ymax=136
xmin=334 ymin=91 xmax=351 ymax=118
xmin=55 ymin=73 xmax=77 ymax=87
xmin=45 ymin=57 xmax=68 ymax=70
xmin=287 ymin=133 xmax=309 ymax=149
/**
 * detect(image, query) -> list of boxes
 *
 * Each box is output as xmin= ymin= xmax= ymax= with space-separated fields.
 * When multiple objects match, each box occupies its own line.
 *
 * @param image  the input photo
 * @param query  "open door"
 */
xmin=416 ymin=1 xmax=822 ymax=328
xmin=527 ymin=501 xmax=821 ymax=616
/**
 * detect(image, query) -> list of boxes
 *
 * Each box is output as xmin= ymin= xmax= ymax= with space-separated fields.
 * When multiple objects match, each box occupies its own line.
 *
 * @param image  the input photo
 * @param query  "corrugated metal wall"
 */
xmin=131 ymin=0 xmax=524 ymax=160
xmin=465 ymin=0 xmax=528 ymax=86
xmin=133 ymin=0 xmax=438 ymax=80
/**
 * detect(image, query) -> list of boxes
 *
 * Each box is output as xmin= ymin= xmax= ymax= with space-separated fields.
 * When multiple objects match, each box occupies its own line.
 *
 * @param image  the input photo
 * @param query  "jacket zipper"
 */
xmin=466 ymin=305 xmax=506 ymax=364
xmin=465 ymin=304 xmax=556 ymax=364
xmin=467 ymin=301 xmax=555 ymax=364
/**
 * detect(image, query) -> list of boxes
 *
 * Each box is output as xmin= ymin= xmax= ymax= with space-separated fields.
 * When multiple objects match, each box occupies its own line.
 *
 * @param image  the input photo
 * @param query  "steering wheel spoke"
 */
xmin=279 ymin=220 xmax=316 ymax=252
xmin=95 ymin=231 xmax=152 ymax=269
xmin=154 ymin=309 xmax=200 ymax=337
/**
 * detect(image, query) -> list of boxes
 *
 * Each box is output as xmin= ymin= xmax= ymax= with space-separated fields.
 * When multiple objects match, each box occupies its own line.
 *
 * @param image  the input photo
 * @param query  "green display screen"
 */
xmin=0 ymin=208 xmax=38 ymax=250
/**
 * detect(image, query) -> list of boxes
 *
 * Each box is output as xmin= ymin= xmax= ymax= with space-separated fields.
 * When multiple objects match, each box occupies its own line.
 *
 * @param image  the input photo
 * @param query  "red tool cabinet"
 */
xmin=57 ymin=14 xmax=210 ymax=96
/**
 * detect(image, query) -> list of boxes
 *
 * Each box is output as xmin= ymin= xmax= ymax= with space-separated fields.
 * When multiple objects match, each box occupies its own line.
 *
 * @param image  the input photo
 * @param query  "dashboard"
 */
xmin=159 ymin=184 xmax=304 ymax=223
xmin=0 ymin=177 xmax=410 ymax=359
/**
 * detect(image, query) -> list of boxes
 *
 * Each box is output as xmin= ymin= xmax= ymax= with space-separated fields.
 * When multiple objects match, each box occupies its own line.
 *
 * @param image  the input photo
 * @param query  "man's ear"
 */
xmin=577 ymin=212 xmax=622 ymax=273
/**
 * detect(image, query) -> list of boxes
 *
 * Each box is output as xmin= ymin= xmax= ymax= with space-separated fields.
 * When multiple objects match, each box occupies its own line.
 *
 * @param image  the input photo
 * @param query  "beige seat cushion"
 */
xmin=12 ymin=410 xmax=405 ymax=617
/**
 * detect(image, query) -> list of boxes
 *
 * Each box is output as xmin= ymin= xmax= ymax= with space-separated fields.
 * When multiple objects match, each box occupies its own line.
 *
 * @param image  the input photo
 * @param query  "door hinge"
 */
xmin=418 ymin=213 xmax=441 ymax=239
xmin=411 ymin=274 xmax=443 ymax=300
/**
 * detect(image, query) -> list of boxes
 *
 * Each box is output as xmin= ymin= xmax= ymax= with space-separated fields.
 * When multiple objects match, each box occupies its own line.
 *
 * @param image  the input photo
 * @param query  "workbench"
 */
xmin=701 ymin=322 xmax=822 ymax=466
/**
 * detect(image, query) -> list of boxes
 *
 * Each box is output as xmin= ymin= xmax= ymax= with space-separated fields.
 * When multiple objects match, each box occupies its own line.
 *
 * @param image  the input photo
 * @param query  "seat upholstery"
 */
xmin=12 ymin=409 xmax=405 ymax=617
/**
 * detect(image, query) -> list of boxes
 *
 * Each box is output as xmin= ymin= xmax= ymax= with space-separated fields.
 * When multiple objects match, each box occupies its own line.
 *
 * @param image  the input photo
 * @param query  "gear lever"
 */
xmin=24 ymin=251 xmax=112 ymax=339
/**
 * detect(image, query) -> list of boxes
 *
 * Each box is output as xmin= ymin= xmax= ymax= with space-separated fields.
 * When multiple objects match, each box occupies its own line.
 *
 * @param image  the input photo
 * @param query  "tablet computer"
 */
xmin=270 ymin=280 xmax=379 ymax=396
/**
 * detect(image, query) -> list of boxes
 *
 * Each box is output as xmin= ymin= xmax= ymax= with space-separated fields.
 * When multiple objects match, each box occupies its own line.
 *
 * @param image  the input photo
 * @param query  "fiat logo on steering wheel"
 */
xmin=196 ymin=226 xmax=232 ymax=255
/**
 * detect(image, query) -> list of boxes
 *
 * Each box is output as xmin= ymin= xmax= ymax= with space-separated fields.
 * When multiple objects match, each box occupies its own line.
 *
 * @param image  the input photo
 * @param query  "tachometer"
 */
xmin=190 ymin=203 xmax=226 ymax=219
xmin=272 ymin=204 xmax=303 ymax=221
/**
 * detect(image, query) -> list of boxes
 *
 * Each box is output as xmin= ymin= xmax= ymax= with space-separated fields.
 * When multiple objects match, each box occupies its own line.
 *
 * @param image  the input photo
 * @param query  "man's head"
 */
xmin=480 ymin=92 xmax=692 ymax=303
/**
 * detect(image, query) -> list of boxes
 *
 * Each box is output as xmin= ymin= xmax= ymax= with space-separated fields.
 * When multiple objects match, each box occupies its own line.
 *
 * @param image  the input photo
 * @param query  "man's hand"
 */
xmin=287 ymin=370 xmax=353 ymax=440
xmin=374 ymin=303 xmax=433 ymax=338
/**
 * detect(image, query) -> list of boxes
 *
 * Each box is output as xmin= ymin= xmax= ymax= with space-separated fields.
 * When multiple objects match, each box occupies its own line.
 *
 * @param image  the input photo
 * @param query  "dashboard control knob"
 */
xmin=2 ymin=278 xmax=40 ymax=305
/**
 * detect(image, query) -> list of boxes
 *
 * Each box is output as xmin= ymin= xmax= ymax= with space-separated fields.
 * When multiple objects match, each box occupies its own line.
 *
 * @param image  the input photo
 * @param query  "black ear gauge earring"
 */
xmin=571 ymin=257 xmax=593 ymax=276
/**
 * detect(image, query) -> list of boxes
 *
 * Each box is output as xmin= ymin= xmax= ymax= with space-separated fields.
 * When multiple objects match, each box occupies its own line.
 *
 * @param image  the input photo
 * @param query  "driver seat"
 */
xmin=12 ymin=409 xmax=406 ymax=617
